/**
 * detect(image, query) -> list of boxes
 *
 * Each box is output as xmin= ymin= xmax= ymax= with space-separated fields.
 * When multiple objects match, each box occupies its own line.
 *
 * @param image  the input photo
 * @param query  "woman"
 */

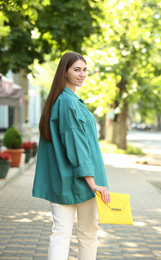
xmin=32 ymin=51 xmax=110 ymax=260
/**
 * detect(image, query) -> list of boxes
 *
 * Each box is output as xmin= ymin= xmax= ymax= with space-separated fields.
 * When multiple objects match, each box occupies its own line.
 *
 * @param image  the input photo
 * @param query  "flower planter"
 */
xmin=0 ymin=160 xmax=11 ymax=178
xmin=4 ymin=149 xmax=24 ymax=167
xmin=32 ymin=145 xmax=38 ymax=157
xmin=21 ymin=142 xmax=33 ymax=163
xmin=24 ymin=149 xmax=32 ymax=163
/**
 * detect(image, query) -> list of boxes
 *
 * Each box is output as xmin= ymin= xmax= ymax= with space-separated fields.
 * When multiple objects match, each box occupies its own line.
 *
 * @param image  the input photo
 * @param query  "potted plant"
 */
xmin=31 ymin=141 xmax=38 ymax=157
xmin=0 ymin=152 xmax=12 ymax=178
xmin=2 ymin=125 xmax=24 ymax=167
xmin=21 ymin=141 xmax=33 ymax=163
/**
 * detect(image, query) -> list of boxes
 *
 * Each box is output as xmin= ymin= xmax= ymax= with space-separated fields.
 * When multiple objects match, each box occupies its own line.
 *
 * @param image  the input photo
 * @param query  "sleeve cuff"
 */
xmin=74 ymin=165 xmax=94 ymax=178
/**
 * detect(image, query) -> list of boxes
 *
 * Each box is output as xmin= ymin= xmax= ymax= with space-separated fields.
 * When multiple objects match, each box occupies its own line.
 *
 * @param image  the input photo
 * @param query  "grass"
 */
xmin=99 ymin=141 xmax=145 ymax=155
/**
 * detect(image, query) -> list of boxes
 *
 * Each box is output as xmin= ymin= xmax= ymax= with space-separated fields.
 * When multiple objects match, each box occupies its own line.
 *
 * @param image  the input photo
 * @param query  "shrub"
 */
xmin=2 ymin=125 xmax=22 ymax=149
xmin=99 ymin=141 xmax=144 ymax=155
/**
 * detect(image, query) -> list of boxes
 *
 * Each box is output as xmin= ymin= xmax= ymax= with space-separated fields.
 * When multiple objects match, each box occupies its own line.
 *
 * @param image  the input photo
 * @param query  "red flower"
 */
xmin=21 ymin=142 xmax=33 ymax=149
xmin=31 ymin=141 xmax=37 ymax=147
xmin=0 ymin=152 xmax=12 ymax=160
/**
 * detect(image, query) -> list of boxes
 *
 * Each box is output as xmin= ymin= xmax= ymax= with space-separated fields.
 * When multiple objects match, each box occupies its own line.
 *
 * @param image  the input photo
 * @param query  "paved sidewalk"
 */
xmin=0 ymin=154 xmax=36 ymax=189
xmin=0 ymin=153 xmax=161 ymax=259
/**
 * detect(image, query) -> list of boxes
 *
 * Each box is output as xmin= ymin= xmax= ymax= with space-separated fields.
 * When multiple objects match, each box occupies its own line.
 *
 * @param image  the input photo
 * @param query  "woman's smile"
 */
xmin=66 ymin=60 xmax=87 ymax=91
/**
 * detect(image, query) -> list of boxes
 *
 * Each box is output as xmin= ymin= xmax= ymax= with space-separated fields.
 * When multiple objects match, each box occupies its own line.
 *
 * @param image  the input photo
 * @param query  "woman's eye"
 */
xmin=74 ymin=68 xmax=87 ymax=72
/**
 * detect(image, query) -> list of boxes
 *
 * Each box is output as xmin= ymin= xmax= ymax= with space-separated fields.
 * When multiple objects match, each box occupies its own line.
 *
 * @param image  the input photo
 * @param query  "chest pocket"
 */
xmin=81 ymin=109 xmax=96 ymax=136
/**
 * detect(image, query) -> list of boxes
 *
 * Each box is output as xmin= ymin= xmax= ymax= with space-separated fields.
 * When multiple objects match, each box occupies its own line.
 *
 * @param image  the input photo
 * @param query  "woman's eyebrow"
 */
xmin=74 ymin=66 xmax=87 ymax=69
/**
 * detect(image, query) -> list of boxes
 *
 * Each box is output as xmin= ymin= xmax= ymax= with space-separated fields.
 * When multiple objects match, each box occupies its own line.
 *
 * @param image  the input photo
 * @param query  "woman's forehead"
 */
xmin=71 ymin=60 xmax=86 ymax=68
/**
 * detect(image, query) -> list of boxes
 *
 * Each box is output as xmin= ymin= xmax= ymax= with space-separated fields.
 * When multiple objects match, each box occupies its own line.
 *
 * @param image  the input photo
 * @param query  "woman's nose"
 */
xmin=80 ymin=70 xmax=86 ymax=77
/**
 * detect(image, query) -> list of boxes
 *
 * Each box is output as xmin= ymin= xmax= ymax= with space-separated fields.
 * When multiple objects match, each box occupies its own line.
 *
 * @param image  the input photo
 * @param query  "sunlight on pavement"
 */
xmin=143 ymin=149 xmax=161 ymax=154
xmin=102 ymin=153 xmax=161 ymax=172
xmin=8 ymin=210 xmax=52 ymax=223
xmin=152 ymin=226 xmax=161 ymax=233
xmin=98 ymin=229 xmax=108 ymax=238
xmin=17 ymin=218 xmax=32 ymax=222
xmin=146 ymin=219 xmax=161 ymax=225
xmin=133 ymin=221 xmax=147 ymax=227
xmin=127 ymin=133 xmax=161 ymax=141
xmin=121 ymin=242 xmax=140 ymax=247
xmin=154 ymin=251 xmax=161 ymax=257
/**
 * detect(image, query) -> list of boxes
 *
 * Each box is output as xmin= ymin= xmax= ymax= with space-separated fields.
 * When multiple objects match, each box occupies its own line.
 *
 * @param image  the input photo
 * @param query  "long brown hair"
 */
xmin=39 ymin=51 xmax=86 ymax=142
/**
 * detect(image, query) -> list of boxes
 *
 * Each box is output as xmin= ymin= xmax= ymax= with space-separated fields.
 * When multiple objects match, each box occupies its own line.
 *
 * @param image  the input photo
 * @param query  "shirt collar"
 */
xmin=64 ymin=86 xmax=84 ymax=103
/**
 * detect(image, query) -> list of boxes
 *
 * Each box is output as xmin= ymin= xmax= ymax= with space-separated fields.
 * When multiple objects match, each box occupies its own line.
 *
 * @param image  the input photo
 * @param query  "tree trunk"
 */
xmin=115 ymin=76 xmax=127 ymax=149
xmin=116 ymin=104 xmax=127 ymax=150
xmin=99 ymin=115 xmax=106 ymax=140
xmin=157 ymin=114 xmax=161 ymax=130
xmin=107 ymin=76 xmax=128 ymax=149
xmin=112 ymin=121 xmax=117 ymax=144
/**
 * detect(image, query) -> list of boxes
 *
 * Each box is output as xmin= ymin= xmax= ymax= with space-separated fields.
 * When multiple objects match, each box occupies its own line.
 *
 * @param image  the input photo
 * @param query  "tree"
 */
xmin=78 ymin=0 xmax=161 ymax=148
xmin=0 ymin=0 xmax=102 ymax=74
xmin=107 ymin=1 xmax=161 ymax=149
xmin=0 ymin=0 xmax=42 ymax=74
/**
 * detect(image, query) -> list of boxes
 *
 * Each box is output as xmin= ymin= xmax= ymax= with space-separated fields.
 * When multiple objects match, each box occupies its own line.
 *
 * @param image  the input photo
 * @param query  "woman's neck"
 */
xmin=66 ymin=84 xmax=76 ymax=93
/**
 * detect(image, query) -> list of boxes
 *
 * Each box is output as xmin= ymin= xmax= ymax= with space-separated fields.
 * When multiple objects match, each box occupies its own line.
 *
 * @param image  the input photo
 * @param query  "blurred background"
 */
xmin=0 ymin=0 xmax=161 ymax=151
xmin=0 ymin=2 xmax=161 ymax=259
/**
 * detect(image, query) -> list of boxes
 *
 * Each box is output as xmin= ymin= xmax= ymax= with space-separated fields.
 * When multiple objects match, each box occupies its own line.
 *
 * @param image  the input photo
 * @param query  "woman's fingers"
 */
xmin=101 ymin=188 xmax=110 ymax=204
xmin=97 ymin=186 xmax=111 ymax=204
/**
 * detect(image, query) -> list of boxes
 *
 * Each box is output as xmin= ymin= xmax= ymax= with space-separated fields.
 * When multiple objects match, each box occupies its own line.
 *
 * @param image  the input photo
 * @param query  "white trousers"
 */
xmin=48 ymin=197 xmax=98 ymax=260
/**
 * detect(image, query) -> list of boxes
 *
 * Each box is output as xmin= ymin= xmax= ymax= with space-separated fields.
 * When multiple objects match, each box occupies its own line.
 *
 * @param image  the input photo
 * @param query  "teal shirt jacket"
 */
xmin=32 ymin=86 xmax=109 ymax=205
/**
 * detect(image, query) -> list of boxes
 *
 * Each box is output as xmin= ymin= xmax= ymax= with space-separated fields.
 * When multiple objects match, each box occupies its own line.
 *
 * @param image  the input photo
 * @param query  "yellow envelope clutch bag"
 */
xmin=95 ymin=191 xmax=133 ymax=225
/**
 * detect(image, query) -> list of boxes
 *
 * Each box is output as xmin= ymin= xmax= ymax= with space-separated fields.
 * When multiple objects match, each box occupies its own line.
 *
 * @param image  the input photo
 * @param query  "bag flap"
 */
xmin=95 ymin=191 xmax=130 ymax=211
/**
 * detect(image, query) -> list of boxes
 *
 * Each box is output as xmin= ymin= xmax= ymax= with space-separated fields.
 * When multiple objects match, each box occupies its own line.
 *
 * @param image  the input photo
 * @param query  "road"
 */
xmin=127 ymin=130 xmax=161 ymax=154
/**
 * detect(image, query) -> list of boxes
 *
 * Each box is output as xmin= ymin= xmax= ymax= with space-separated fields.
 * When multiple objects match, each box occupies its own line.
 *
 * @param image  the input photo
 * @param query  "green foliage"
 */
xmin=0 ymin=12 xmax=10 ymax=38
xmin=99 ymin=141 xmax=144 ymax=155
xmin=0 ymin=0 xmax=103 ymax=74
xmin=2 ymin=125 xmax=22 ymax=149
xmin=36 ymin=0 xmax=101 ymax=53
xmin=126 ymin=144 xmax=145 ymax=155
xmin=99 ymin=0 xmax=161 ymax=115
xmin=77 ymin=0 xmax=161 ymax=140
xmin=0 ymin=0 xmax=43 ymax=74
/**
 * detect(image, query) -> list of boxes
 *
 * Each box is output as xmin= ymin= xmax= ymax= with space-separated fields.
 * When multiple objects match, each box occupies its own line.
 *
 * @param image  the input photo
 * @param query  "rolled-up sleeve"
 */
xmin=61 ymin=128 xmax=94 ymax=178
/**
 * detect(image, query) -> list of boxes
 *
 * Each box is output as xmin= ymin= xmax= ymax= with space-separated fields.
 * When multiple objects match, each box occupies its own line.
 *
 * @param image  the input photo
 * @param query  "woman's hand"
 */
xmin=84 ymin=176 xmax=110 ymax=204
xmin=96 ymin=186 xmax=110 ymax=204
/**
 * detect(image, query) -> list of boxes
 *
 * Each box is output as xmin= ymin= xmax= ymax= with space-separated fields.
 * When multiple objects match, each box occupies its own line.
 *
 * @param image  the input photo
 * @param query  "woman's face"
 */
xmin=66 ymin=60 xmax=87 ymax=91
